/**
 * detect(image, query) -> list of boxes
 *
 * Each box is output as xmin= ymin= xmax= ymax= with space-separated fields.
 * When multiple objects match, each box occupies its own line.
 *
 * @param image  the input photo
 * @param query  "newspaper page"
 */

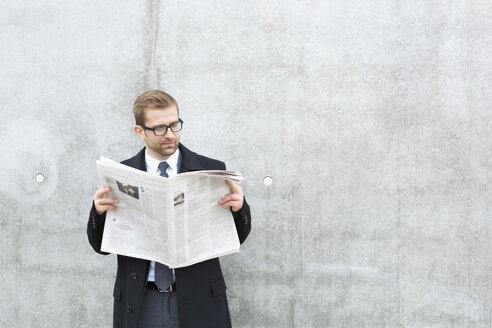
xmin=172 ymin=173 xmax=241 ymax=267
xmin=96 ymin=156 xmax=243 ymax=268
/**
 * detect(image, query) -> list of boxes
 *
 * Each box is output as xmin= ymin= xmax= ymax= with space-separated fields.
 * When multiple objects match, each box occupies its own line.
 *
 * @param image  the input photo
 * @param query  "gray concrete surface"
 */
xmin=1 ymin=0 xmax=491 ymax=327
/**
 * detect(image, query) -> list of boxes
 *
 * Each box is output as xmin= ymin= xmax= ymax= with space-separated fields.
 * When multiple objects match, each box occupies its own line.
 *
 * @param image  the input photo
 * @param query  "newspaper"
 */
xmin=96 ymin=156 xmax=243 ymax=268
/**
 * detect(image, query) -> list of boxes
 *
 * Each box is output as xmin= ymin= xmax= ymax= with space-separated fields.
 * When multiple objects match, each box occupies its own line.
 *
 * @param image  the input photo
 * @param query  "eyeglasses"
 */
xmin=140 ymin=119 xmax=183 ymax=136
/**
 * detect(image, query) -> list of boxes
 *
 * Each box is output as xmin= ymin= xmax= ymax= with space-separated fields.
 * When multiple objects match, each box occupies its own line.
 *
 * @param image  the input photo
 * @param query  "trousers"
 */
xmin=137 ymin=288 xmax=179 ymax=328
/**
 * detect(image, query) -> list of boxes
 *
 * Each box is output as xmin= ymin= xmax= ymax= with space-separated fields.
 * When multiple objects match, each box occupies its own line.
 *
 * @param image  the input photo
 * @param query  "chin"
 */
xmin=161 ymin=146 xmax=178 ymax=155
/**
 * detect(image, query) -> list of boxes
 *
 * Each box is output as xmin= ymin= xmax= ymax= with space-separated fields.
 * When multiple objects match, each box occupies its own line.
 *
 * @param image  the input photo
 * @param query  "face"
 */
xmin=134 ymin=105 xmax=180 ymax=160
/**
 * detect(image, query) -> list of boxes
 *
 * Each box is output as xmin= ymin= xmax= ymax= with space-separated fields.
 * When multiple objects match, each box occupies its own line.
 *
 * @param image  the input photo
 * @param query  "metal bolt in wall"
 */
xmin=263 ymin=176 xmax=273 ymax=186
xmin=35 ymin=173 xmax=45 ymax=183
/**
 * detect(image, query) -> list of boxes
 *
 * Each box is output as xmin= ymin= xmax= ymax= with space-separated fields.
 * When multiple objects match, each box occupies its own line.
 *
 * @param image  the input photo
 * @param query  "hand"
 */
xmin=93 ymin=186 xmax=119 ymax=215
xmin=219 ymin=180 xmax=244 ymax=212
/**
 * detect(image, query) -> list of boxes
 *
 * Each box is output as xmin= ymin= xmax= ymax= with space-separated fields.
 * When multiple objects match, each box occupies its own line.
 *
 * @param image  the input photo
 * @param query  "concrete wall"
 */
xmin=1 ymin=1 xmax=491 ymax=327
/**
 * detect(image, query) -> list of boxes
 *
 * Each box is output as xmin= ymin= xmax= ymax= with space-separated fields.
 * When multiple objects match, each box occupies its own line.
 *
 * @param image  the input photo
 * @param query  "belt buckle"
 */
xmin=158 ymin=283 xmax=173 ymax=293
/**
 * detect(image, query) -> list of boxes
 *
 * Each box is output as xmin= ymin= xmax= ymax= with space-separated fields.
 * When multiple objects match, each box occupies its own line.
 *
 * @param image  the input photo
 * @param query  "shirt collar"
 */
xmin=145 ymin=147 xmax=181 ymax=175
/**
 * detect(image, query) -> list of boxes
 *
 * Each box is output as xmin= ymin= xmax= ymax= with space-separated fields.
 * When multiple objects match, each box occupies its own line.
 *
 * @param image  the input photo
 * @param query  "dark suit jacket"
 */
xmin=87 ymin=144 xmax=251 ymax=328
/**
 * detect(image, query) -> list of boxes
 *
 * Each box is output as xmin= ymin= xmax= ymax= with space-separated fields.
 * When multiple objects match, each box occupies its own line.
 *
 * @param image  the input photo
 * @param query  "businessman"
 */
xmin=87 ymin=90 xmax=251 ymax=328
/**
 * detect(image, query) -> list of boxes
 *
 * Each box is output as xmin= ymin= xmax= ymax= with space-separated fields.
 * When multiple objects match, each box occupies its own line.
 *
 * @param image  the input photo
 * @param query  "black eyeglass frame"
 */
xmin=140 ymin=118 xmax=184 ymax=136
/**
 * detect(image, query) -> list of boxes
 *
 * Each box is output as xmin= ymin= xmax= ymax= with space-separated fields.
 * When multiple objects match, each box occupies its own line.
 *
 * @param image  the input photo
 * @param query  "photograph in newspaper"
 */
xmin=116 ymin=181 xmax=139 ymax=199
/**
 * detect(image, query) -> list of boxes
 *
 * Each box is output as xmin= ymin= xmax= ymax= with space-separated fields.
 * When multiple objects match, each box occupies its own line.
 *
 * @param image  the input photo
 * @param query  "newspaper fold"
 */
xmin=96 ymin=156 xmax=243 ymax=268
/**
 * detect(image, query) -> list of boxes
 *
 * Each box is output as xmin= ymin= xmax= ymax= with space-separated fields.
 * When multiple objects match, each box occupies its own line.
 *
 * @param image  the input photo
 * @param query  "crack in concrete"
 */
xmin=151 ymin=0 xmax=157 ymax=88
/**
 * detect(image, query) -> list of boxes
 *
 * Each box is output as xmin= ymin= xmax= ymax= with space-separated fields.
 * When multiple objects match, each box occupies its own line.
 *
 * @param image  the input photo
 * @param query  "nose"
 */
xmin=164 ymin=127 xmax=175 ymax=138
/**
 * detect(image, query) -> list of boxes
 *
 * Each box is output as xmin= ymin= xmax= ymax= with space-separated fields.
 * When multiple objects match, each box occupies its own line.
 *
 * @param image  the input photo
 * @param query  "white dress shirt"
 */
xmin=144 ymin=147 xmax=180 ymax=282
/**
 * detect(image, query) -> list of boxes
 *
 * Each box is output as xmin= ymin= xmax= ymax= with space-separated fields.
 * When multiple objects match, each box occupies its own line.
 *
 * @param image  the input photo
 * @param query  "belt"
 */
xmin=146 ymin=281 xmax=176 ymax=293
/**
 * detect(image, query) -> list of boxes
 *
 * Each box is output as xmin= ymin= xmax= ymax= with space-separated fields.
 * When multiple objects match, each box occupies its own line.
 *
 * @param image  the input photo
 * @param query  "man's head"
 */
xmin=133 ymin=90 xmax=182 ymax=160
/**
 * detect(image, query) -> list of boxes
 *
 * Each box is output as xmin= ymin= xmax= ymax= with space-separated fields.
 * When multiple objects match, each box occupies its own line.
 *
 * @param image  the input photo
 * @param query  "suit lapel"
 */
xmin=178 ymin=144 xmax=205 ymax=173
xmin=125 ymin=144 xmax=204 ymax=173
xmin=123 ymin=147 xmax=147 ymax=171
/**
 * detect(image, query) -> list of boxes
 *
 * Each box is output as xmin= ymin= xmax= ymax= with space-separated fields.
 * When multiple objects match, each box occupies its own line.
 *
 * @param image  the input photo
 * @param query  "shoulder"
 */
xmin=197 ymin=153 xmax=225 ymax=170
xmin=120 ymin=148 xmax=146 ymax=170
xmin=179 ymin=144 xmax=226 ymax=170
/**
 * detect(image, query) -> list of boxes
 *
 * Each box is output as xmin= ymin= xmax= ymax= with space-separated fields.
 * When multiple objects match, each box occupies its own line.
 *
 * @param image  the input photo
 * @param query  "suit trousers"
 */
xmin=137 ymin=288 xmax=179 ymax=328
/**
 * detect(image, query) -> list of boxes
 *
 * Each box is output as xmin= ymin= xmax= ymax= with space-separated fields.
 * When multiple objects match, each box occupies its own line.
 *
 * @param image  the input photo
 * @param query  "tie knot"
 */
xmin=158 ymin=161 xmax=169 ymax=177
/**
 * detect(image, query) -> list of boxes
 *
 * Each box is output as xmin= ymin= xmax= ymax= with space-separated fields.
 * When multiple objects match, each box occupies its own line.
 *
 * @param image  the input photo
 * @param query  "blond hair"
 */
xmin=133 ymin=90 xmax=179 ymax=125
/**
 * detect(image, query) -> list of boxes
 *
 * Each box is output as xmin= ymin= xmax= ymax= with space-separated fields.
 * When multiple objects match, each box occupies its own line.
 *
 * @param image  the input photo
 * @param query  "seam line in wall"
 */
xmin=152 ymin=0 xmax=157 ymax=88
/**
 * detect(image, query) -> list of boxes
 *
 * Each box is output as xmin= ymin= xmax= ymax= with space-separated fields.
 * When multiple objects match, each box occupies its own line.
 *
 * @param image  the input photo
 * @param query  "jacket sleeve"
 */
xmin=87 ymin=202 xmax=110 ymax=255
xmin=231 ymin=198 xmax=251 ymax=244
xmin=220 ymin=161 xmax=251 ymax=244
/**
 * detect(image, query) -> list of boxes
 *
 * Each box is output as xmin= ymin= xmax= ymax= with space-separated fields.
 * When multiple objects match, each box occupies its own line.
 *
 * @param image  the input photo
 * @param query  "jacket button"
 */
xmin=130 ymin=272 xmax=138 ymax=280
xmin=126 ymin=305 xmax=133 ymax=313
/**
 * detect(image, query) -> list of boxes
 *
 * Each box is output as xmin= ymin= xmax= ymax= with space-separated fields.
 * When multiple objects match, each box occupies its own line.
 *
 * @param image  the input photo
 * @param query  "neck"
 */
xmin=146 ymin=149 xmax=171 ymax=161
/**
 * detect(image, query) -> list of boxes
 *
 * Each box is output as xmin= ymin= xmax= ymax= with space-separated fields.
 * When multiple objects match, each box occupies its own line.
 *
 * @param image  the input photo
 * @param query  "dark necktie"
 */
xmin=154 ymin=161 xmax=173 ymax=289
xmin=158 ymin=161 xmax=170 ymax=178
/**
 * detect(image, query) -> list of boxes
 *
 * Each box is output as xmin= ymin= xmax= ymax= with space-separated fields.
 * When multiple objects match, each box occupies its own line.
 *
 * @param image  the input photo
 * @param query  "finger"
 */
xmin=219 ymin=191 xmax=244 ymax=212
xmin=94 ymin=197 xmax=119 ymax=215
xmin=95 ymin=204 xmax=118 ymax=215
xmin=95 ymin=185 xmax=111 ymax=197
xmin=97 ymin=198 xmax=119 ymax=206
xmin=219 ymin=194 xmax=241 ymax=205
xmin=226 ymin=180 xmax=243 ymax=194
xmin=219 ymin=199 xmax=241 ymax=207
xmin=94 ymin=186 xmax=112 ymax=199
xmin=94 ymin=198 xmax=118 ymax=211
xmin=220 ymin=199 xmax=243 ymax=212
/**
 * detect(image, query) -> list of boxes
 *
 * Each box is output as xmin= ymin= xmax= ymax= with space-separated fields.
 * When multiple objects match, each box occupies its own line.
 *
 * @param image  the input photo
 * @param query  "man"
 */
xmin=87 ymin=90 xmax=251 ymax=328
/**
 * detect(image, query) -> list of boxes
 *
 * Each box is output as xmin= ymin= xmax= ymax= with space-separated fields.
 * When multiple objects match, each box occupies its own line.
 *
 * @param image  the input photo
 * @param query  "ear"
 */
xmin=133 ymin=125 xmax=146 ymax=141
